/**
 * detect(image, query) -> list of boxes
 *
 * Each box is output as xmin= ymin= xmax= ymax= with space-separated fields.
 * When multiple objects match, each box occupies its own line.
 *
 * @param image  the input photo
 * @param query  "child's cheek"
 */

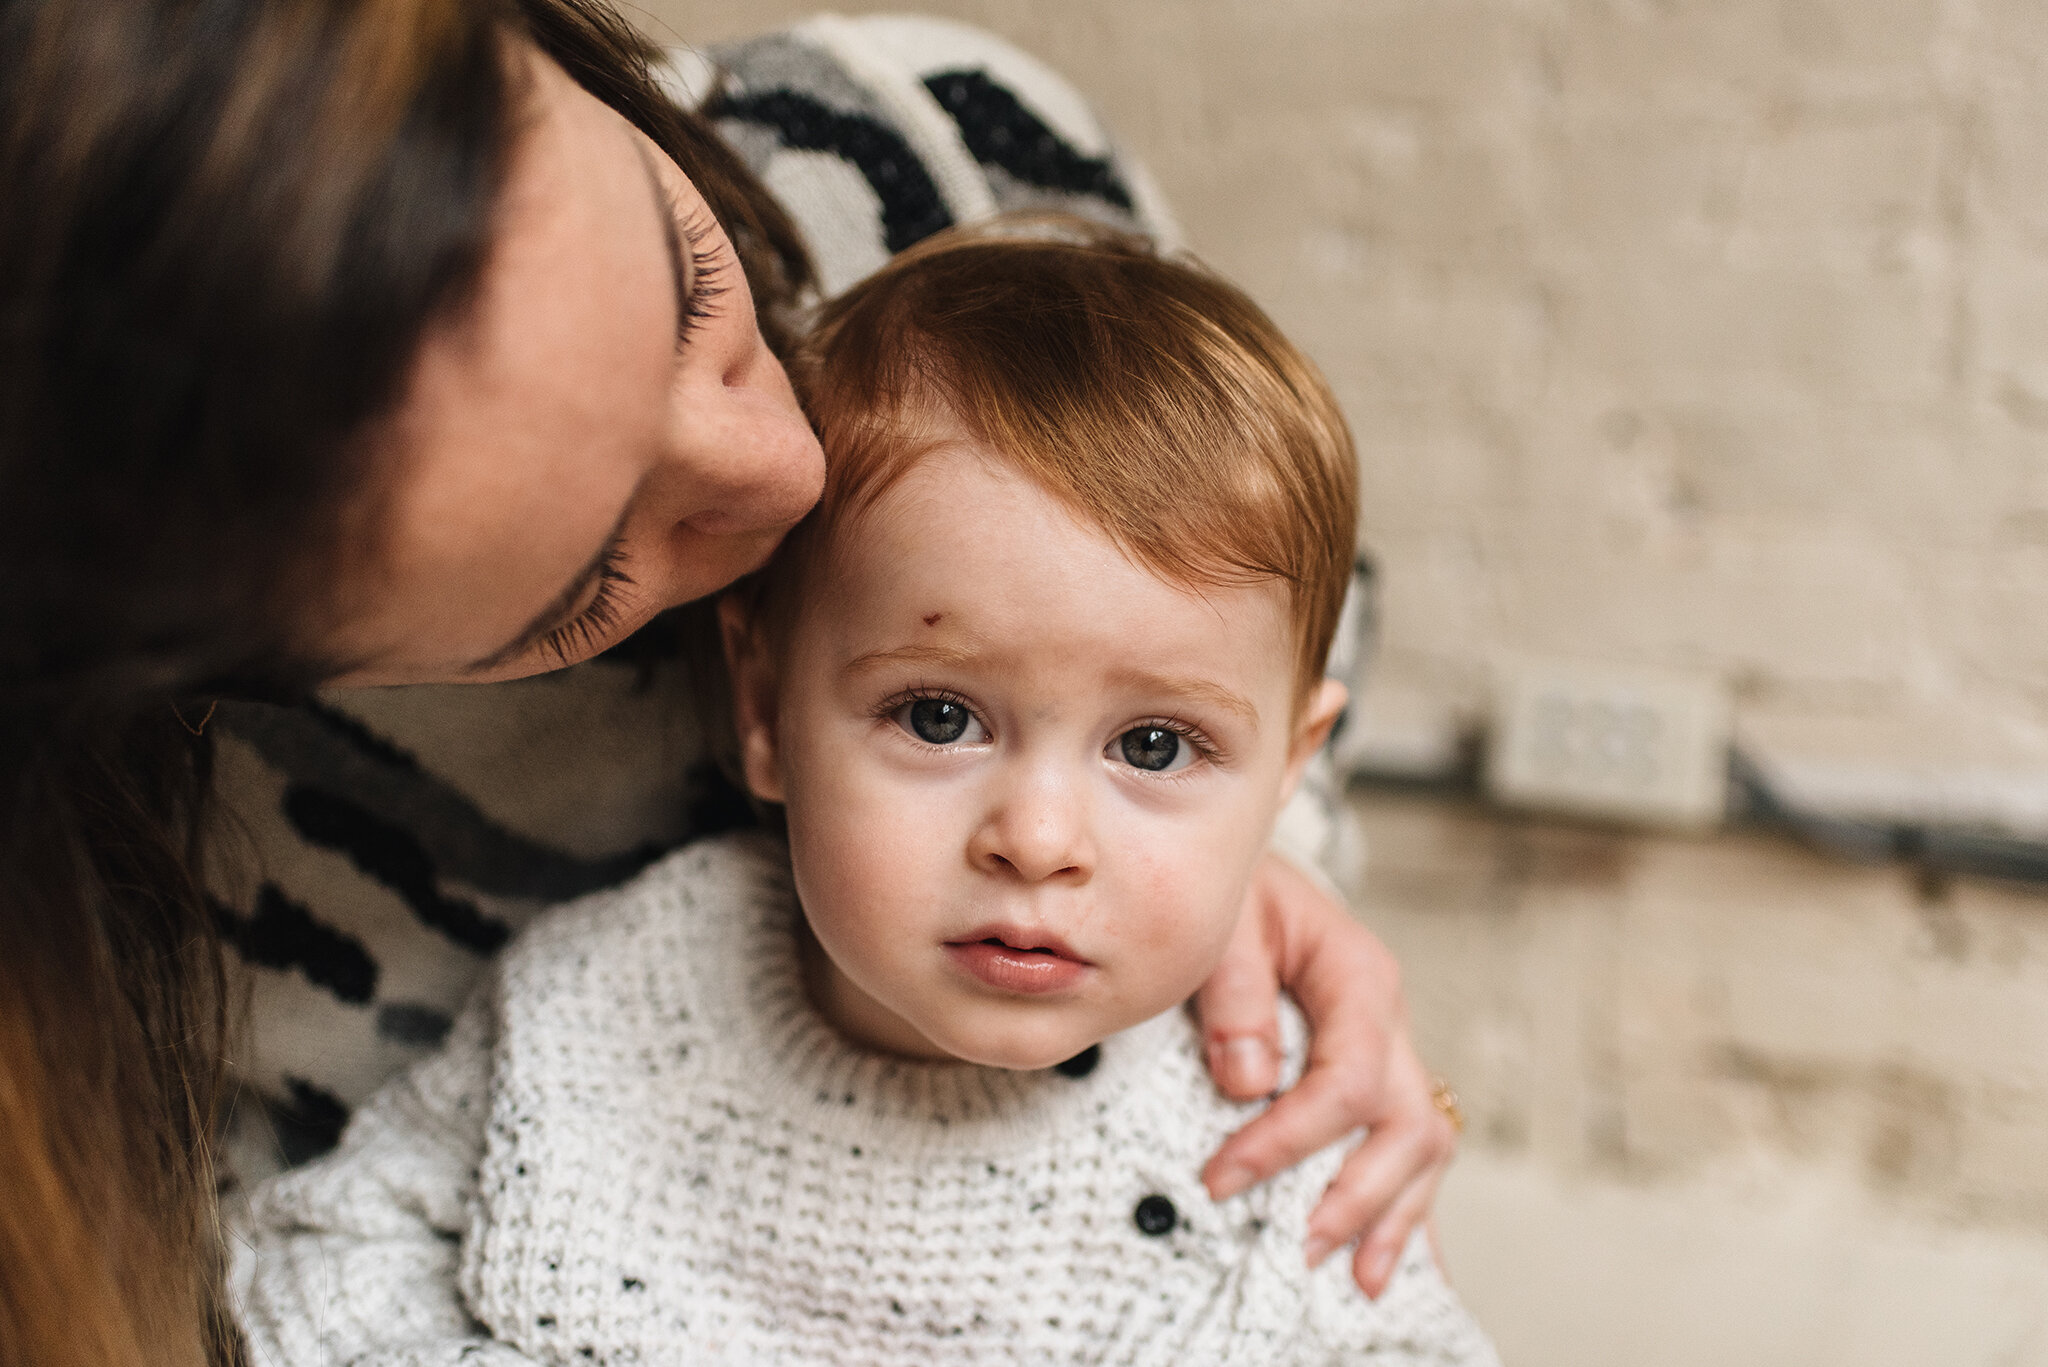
xmin=1117 ymin=832 xmax=1240 ymax=985
xmin=801 ymin=755 xmax=957 ymax=916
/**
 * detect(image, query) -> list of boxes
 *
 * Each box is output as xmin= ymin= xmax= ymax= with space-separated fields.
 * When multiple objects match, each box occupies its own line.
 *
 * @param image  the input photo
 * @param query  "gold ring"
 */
xmin=1429 ymin=1076 xmax=1465 ymax=1135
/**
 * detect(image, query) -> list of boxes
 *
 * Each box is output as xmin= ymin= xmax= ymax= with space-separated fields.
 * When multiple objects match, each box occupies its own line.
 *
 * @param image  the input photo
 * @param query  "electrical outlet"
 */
xmin=1486 ymin=660 xmax=1730 ymax=829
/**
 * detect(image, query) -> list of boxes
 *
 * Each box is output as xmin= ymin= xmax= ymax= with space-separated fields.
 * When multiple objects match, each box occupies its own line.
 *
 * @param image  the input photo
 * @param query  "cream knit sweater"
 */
xmin=234 ymin=833 xmax=1497 ymax=1366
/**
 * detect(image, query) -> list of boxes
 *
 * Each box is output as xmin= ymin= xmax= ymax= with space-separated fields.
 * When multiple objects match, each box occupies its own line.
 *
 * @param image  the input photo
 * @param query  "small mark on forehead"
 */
xmin=923 ymin=612 xmax=943 ymax=627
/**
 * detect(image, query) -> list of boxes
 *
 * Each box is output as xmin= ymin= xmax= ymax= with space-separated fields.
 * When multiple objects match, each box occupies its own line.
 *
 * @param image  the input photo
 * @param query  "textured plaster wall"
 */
xmin=640 ymin=0 xmax=2048 ymax=789
xmin=628 ymin=2 xmax=2048 ymax=1359
xmin=1349 ymin=786 xmax=2048 ymax=1363
xmin=1354 ymin=790 xmax=2048 ymax=1220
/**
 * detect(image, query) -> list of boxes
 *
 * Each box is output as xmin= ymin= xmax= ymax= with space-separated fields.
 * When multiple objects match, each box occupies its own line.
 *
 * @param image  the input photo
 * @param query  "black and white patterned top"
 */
xmin=211 ymin=15 xmax=1361 ymax=1177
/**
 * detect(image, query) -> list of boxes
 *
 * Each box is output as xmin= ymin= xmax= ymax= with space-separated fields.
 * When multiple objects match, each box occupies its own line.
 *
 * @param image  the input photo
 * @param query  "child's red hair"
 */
xmin=754 ymin=218 xmax=1359 ymax=701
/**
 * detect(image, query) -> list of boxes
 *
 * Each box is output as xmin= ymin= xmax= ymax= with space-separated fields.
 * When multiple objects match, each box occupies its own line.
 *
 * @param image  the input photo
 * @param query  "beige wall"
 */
xmin=627 ymin=3 xmax=2048 ymax=1359
xmin=1349 ymin=787 xmax=2048 ymax=1363
xmin=637 ymin=0 xmax=2048 ymax=798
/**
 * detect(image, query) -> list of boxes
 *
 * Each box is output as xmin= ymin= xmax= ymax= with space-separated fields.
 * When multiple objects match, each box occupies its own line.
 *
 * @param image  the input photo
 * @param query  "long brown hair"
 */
xmin=0 ymin=3 xmax=807 ymax=1364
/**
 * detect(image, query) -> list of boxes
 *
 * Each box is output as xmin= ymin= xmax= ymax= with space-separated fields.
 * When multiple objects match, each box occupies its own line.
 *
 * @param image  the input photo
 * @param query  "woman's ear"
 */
xmin=717 ymin=594 xmax=786 ymax=804
xmin=1280 ymin=679 xmax=1349 ymax=802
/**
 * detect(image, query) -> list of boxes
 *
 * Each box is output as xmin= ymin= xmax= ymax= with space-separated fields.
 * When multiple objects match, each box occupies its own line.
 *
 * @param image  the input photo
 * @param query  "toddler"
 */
xmin=236 ymin=223 xmax=1499 ymax=1366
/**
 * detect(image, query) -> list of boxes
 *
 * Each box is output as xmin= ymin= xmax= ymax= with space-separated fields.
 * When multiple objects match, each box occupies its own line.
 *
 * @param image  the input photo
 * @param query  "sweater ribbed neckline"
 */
xmin=680 ymin=833 xmax=1185 ymax=1159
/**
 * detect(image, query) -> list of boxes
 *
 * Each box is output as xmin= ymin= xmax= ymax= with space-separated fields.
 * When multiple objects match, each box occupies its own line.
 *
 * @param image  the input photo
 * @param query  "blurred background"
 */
xmin=633 ymin=3 xmax=2048 ymax=1360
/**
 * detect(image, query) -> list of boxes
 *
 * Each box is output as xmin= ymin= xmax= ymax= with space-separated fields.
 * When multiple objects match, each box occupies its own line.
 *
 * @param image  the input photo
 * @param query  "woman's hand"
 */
xmin=1193 ymin=852 xmax=1456 ymax=1298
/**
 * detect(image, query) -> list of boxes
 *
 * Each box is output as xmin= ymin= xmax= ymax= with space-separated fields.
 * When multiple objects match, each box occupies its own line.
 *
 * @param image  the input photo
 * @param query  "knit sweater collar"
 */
xmin=688 ymin=832 xmax=1186 ymax=1159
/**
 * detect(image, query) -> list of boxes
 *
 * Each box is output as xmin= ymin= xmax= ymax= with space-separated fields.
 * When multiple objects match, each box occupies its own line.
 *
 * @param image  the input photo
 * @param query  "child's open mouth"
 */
xmin=944 ymin=929 xmax=1090 ymax=995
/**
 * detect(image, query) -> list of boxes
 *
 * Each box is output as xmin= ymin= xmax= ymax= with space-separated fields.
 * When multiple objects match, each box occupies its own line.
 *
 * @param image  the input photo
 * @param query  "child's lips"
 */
xmin=943 ymin=929 xmax=1090 ymax=995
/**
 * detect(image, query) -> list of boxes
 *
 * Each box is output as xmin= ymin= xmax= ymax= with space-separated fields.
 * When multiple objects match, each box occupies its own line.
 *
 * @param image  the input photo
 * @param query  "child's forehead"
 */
xmin=827 ymin=440 xmax=1128 ymax=578
xmin=766 ymin=348 xmax=1338 ymax=702
xmin=820 ymin=422 xmax=1167 ymax=595
xmin=804 ymin=447 xmax=1295 ymax=671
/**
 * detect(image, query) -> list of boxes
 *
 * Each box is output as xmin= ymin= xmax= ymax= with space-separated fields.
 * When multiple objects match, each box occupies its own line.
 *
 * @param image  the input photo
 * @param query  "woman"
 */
xmin=0 ymin=2 xmax=1455 ymax=1364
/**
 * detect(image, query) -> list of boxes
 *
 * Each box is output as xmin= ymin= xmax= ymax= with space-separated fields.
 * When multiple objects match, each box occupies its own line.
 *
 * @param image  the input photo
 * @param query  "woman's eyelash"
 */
xmin=536 ymin=544 xmax=633 ymax=666
xmin=675 ymin=203 xmax=728 ymax=347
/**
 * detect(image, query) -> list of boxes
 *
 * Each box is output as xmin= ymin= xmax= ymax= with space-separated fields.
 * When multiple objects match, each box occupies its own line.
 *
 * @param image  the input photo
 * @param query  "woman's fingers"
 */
xmin=1207 ymin=1050 xmax=1454 ymax=1294
xmin=1346 ymin=1167 xmax=1445 ymax=1298
xmin=1201 ymin=1038 xmax=1387 ymax=1200
xmin=1191 ymin=890 xmax=1285 ymax=1101
xmin=1195 ymin=851 xmax=1461 ymax=1297
xmin=1203 ymin=856 xmax=1401 ymax=1197
xmin=1299 ymin=1060 xmax=1455 ymax=1273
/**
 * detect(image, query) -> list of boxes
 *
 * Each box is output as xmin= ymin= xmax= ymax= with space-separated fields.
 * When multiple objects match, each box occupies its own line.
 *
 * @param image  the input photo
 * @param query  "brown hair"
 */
xmin=762 ymin=219 xmax=1357 ymax=700
xmin=0 ymin=3 xmax=807 ymax=1365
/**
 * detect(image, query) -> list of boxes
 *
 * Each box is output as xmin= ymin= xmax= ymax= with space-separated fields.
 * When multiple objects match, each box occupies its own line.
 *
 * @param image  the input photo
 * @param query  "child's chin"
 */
xmin=937 ymin=1030 xmax=1102 ymax=1073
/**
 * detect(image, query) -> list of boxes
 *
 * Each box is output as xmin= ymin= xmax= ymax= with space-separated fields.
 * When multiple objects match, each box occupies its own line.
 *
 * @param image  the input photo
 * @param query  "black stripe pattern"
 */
xmin=214 ymin=885 xmax=379 ymax=1004
xmin=223 ymin=698 xmax=669 ymax=902
xmin=376 ymin=1001 xmax=454 ymax=1048
xmin=716 ymin=89 xmax=953 ymax=253
xmin=271 ymin=1077 xmax=351 ymax=1167
xmin=283 ymin=785 xmax=512 ymax=955
xmin=923 ymin=69 xmax=1134 ymax=210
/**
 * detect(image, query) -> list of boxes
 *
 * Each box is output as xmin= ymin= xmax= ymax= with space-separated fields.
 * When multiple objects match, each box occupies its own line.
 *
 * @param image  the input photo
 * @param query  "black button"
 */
xmin=1054 ymin=1045 xmax=1101 ymax=1078
xmin=1133 ymin=1194 xmax=1177 ymax=1236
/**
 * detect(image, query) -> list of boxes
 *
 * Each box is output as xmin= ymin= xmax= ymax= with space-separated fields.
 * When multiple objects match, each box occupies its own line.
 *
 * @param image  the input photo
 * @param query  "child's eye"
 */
xmin=894 ymin=697 xmax=989 ymax=746
xmin=1113 ymin=725 xmax=1197 ymax=773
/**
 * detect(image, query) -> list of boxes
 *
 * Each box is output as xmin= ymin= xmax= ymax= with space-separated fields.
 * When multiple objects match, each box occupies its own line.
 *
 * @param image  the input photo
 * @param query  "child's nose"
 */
xmin=969 ymin=765 xmax=1095 ymax=884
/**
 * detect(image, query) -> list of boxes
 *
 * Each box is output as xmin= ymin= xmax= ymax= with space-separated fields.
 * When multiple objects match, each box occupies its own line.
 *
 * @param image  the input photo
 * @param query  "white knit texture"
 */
xmin=237 ymin=834 xmax=1498 ymax=1367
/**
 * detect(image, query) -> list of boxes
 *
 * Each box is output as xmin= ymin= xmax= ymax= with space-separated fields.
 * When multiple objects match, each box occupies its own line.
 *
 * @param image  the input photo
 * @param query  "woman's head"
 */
xmin=0 ymin=3 xmax=817 ymax=1363
xmin=324 ymin=35 xmax=825 ymax=685
xmin=0 ymin=0 xmax=822 ymax=711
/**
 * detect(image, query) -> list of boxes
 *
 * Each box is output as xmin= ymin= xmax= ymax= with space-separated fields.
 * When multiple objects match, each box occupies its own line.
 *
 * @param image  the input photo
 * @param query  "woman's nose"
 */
xmin=660 ymin=343 xmax=823 ymax=535
xmin=969 ymin=764 xmax=1096 ymax=884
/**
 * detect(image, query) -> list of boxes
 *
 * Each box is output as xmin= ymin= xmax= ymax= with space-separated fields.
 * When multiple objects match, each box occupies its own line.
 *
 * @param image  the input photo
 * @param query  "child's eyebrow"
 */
xmin=1105 ymin=667 xmax=1261 ymax=727
xmin=843 ymin=642 xmax=981 ymax=675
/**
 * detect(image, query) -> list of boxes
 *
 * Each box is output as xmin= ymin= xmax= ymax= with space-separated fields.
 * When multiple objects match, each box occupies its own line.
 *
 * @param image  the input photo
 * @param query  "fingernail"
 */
xmin=1366 ymin=1245 xmax=1398 ymax=1295
xmin=1303 ymin=1234 xmax=1336 ymax=1269
xmin=1207 ymin=1162 xmax=1256 ymax=1201
xmin=1220 ymin=1036 xmax=1272 ymax=1093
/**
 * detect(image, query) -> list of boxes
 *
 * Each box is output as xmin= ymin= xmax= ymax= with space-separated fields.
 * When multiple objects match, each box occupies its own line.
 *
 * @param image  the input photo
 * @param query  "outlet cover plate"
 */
xmin=1487 ymin=660 xmax=1730 ymax=829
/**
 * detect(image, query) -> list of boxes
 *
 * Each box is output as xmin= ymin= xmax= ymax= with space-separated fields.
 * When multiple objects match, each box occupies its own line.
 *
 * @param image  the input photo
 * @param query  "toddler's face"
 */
xmin=727 ymin=416 xmax=1342 ymax=1070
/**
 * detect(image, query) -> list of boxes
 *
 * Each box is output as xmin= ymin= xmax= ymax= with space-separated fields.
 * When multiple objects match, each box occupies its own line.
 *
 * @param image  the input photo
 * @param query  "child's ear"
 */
xmin=717 ymin=593 xmax=786 ymax=804
xmin=1280 ymin=679 xmax=1348 ymax=802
